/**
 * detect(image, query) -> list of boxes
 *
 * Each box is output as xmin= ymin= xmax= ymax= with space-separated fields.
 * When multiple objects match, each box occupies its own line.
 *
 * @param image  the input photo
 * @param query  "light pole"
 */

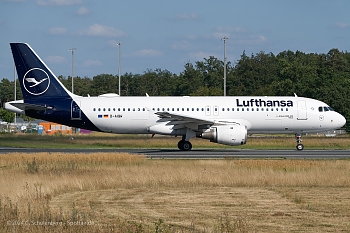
xmin=117 ymin=42 xmax=121 ymax=96
xmin=68 ymin=48 xmax=76 ymax=94
xmin=221 ymin=37 xmax=228 ymax=96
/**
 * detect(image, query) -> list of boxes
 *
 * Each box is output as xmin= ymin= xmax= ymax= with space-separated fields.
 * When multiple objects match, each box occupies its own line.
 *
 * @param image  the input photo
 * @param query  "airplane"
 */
xmin=4 ymin=43 xmax=346 ymax=151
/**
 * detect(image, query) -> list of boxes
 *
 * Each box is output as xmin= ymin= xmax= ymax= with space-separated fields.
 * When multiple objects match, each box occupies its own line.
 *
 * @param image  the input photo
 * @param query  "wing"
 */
xmin=154 ymin=111 xmax=247 ymax=131
xmin=154 ymin=111 xmax=214 ymax=131
xmin=155 ymin=111 xmax=212 ymax=123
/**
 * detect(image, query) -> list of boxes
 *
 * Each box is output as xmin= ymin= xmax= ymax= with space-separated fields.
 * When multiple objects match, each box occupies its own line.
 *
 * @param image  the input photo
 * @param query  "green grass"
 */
xmin=0 ymin=132 xmax=349 ymax=150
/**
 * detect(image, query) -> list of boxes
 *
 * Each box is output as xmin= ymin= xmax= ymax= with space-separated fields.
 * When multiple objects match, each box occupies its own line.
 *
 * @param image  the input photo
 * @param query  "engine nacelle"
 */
xmin=202 ymin=125 xmax=247 ymax=146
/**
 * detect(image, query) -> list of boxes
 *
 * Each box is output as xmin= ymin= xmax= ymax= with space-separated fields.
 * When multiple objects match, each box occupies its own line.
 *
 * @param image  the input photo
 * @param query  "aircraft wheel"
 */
xmin=296 ymin=144 xmax=304 ymax=151
xmin=182 ymin=141 xmax=192 ymax=151
xmin=178 ymin=140 xmax=192 ymax=151
xmin=178 ymin=140 xmax=184 ymax=150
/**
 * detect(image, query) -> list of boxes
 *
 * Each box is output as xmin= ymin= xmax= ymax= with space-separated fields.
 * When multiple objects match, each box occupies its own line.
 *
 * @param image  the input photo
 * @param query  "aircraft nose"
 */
xmin=339 ymin=114 xmax=346 ymax=128
xmin=335 ymin=113 xmax=346 ymax=128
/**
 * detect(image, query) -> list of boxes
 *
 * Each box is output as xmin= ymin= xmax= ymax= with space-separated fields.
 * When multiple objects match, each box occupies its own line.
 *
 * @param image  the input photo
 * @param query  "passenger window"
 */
xmin=222 ymin=108 xmax=225 ymax=111
xmin=192 ymin=108 xmax=194 ymax=111
xmin=187 ymin=108 xmax=189 ymax=111
xmin=123 ymin=108 xmax=125 ymax=111
xmin=98 ymin=108 xmax=101 ymax=111
xmin=103 ymin=108 xmax=105 ymax=111
xmin=128 ymin=108 xmax=130 ymax=111
xmin=93 ymin=108 xmax=96 ymax=111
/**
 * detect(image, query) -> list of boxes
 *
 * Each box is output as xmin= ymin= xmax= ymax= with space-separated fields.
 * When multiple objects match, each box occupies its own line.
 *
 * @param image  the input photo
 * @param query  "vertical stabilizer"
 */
xmin=10 ymin=43 xmax=72 ymax=101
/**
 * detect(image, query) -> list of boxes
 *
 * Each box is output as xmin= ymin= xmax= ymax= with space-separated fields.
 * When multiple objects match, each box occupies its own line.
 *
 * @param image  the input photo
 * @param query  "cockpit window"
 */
xmin=319 ymin=106 xmax=334 ymax=112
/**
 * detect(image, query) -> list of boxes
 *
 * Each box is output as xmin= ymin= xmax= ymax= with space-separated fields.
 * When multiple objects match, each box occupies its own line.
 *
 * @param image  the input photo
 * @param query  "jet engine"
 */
xmin=201 ymin=125 xmax=247 ymax=146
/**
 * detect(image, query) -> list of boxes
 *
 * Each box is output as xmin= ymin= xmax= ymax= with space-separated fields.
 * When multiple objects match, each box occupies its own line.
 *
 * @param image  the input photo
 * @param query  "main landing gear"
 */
xmin=295 ymin=134 xmax=304 ymax=151
xmin=178 ymin=130 xmax=196 ymax=151
xmin=178 ymin=139 xmax=192 ymax=151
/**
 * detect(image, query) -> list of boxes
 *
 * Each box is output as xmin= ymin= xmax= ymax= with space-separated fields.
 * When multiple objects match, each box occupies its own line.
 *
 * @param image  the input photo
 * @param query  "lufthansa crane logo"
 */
xmin=23 ymin=68 xmax=50 ymax=95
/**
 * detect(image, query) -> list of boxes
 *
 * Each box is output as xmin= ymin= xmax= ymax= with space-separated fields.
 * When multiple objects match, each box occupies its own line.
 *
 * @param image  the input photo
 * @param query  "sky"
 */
xmin=1 ymin=0 xmax=350 ymax=81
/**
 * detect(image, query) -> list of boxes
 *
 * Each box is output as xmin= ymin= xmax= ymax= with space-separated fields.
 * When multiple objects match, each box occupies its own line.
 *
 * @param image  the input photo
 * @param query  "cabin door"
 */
xmin=297 ymin=100 xmax=307 ymax=120
xmin=71 ymin=100 xmax=81 ymax=120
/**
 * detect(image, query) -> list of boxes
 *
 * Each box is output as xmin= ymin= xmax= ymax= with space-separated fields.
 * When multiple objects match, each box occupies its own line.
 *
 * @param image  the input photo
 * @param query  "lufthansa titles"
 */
xmin=236 ymin=99 xmax=293 ymax=107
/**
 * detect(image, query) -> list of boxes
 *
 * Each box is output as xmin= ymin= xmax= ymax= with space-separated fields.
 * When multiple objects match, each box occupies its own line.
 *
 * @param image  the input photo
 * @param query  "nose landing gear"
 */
xmin=296 ymin=134 xmax=304 ymax=150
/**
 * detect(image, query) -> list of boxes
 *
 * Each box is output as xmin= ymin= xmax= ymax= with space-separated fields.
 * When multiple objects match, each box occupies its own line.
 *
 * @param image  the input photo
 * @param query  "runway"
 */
xmin=1 ymin=147 xmax=350 ymax=159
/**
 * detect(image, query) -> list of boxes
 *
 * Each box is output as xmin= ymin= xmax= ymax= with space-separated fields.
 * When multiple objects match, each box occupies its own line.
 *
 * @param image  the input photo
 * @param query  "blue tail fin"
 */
xmin=10 ymin=43 xmax=72 ymax=100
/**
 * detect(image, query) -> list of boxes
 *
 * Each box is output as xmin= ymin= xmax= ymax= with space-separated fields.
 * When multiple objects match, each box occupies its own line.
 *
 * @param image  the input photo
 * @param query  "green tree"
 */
xmin=234 ymin=51 xmax=278 ymax=96
xmin=0 ymin=78 xmax=21 ymax=106
xmin=175 ymin=62 xmax=203 ymax=96
xmin=0 ymin=108 xmax=15 ymax=123
xmin=90 ymin=74 xmax=118 ymax=96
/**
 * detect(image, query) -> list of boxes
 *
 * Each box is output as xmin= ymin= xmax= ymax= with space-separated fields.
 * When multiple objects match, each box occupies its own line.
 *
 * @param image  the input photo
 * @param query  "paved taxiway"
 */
xmin=1 ymin=147 xmax=350 ymax=159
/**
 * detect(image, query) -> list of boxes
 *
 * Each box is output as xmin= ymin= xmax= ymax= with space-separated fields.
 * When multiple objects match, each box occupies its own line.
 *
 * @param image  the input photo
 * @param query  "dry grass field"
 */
xmin=0 ymin=152 xmax=349 ymax=232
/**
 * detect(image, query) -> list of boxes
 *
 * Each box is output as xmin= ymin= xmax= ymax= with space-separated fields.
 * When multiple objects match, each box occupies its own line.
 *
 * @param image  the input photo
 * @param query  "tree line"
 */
xmin=1 ymin=48 xmax=350 ymax=130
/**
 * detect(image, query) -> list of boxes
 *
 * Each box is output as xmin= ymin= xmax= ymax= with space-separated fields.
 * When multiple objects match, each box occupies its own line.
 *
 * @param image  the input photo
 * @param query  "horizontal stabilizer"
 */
xmin=10 ymin=102 xmax=52 ymax=111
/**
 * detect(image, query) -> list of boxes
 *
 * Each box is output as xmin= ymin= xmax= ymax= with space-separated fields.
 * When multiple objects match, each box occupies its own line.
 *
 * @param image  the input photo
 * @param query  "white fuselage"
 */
xmin=74 ymin=95 xmax=345 ymax=135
